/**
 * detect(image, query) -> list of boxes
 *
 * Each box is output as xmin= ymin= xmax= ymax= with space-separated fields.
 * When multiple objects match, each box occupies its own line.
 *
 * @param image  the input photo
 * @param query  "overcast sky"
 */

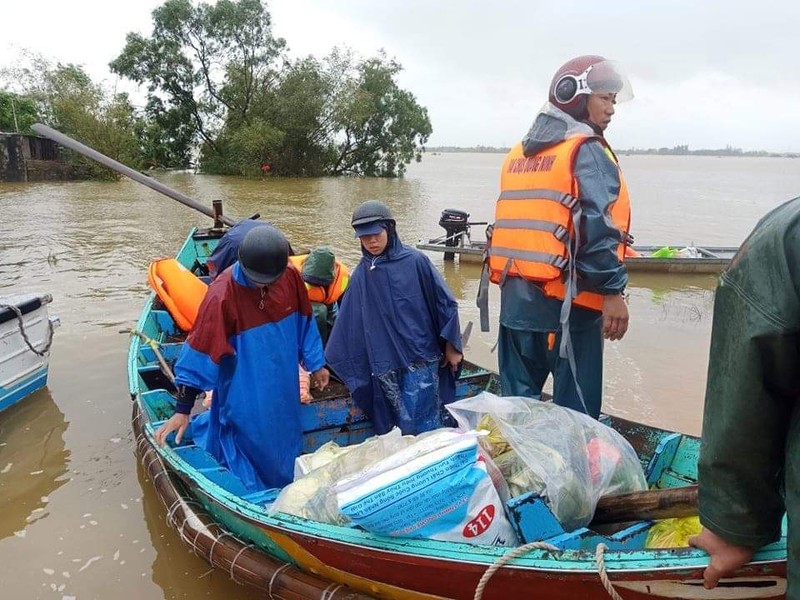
xmin=3 ymin=0 xmax=798 ymax=152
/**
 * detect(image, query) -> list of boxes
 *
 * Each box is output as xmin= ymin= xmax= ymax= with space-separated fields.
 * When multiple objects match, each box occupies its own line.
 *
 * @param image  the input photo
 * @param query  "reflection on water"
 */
xmin=0 ymin=390 xmax=69 ymax=540
xmin=2 ymin=153 xmax=800 ymax=597
xmin=138 ymin=462 xmax=263 ymax=599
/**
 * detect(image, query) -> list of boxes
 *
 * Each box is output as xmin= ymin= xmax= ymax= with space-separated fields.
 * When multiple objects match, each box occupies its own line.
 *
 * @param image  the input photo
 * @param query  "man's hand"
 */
xmin=154 ymin=413 xmax=190 ymax=447
xmin=310 ymin=367 xmax=330 ymax=391
xmin=602 ymin=293 xmax=629 ymax=341
xmin=688 ymin=527 xmax=755 ymax=589
xmin=442 ymin=341 xmax=463 ymax=374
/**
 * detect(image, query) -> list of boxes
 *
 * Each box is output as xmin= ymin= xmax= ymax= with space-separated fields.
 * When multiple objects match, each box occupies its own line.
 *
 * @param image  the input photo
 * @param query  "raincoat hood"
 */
xmin=522 ymin=103 xmax=602 ymax=157
xmin=302 ymin=246 xmax=336 ymax=286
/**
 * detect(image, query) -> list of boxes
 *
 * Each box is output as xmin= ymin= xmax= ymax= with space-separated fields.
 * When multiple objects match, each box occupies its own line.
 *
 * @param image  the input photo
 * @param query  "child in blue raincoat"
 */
xmin=325 ymin=200 xmax=463 ymax=435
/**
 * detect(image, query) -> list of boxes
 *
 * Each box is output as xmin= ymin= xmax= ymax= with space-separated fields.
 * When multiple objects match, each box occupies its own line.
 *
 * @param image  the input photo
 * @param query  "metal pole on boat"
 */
xmin=31 ymin=123 xmax=236 ymax=227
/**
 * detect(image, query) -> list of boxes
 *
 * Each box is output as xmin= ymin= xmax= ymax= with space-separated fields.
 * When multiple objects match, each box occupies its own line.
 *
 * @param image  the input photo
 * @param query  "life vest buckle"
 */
xmin=561 ymin=193 xmax=578 ymax=209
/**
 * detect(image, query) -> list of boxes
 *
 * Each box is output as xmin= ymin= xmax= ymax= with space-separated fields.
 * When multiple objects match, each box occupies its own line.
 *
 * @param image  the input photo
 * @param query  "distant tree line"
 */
xmin=619 ymin=144 xmax=799 ymax=158
xmin=427 ymin=145 xmax=509 ymax=154
xmin=426 ymin=144 xmax=799 ymax=158
xmin=0 ymin=0 xmax=432 ymax=179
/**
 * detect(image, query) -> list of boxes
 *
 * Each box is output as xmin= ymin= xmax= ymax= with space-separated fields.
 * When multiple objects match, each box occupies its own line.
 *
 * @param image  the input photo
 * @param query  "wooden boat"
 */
xmin=31 ymin=124 xmax=786 ymax=600
xmin=127 ymin=226 xmax=786 ymax=600
xmin=416 ymin=235 xmax=738 ymax=274
xmin=0 ymin=292 xmax=60 ymax=413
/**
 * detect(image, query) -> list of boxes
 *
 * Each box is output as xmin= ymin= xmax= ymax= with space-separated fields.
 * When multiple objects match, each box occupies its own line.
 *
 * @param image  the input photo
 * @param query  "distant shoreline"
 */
xmin=426 ymin=146 xmax=800 ymax=158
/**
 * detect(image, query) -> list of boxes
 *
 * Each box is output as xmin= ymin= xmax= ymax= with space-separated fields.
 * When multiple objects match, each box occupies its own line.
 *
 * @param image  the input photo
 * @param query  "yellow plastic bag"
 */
xmin=476 ymin=414 xmax=511 ymax=458
xmin=645 ymin=516 xmax=701 ymax=548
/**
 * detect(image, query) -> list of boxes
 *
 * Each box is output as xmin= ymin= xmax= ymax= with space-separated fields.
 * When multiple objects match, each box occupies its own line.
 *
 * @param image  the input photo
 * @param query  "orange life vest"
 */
xmin=488 ymin=137 xmax=631 ymax=311
xmin=147 ymin=258 xmax=208 ymax=332
xmin=288 ymin=255 xmax=350 ymax=305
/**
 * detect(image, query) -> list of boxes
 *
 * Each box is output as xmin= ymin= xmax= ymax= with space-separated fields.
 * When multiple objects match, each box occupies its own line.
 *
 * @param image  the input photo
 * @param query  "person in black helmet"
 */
xmin=154 ymin=225 xmax=330 ymax=491
xmin=325 ymin=200 xmax=463 ymax=435
xmin=483 ymin=55 xmax=634 ymax=419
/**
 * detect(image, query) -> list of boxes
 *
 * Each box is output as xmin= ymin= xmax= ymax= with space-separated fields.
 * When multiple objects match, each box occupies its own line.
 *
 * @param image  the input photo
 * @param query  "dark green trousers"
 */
xmin=498 ymin=322 xmax=604 ymax=418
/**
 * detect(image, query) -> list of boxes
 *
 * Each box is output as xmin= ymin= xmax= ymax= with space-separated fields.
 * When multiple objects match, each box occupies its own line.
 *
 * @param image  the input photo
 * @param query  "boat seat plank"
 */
xmin=655 ymin=471 xmax=696 ymax=489
xmin=173 ymin=444 xmax=221 ymax=470
xmin=138 ymin=342 xmax=183 ymax=364
xmin=301 ymin=421 xmax=375 ymax=454
xmin=644 ymin=433 xmax=682 ymax=485
xmin=170 ymin=443 xmax=252 ymax=496
xmin=299 ymin=396 xmax=369 ymax=431
xmin=196 ymin=466 xmax=251 ymax=496
xmin=151 ymin=309 xmax=181 ymax=337
xmin=507 ymin=492 xmax=652 ymax=550
xmin=544 ymin=521 xmax=651 ymax=551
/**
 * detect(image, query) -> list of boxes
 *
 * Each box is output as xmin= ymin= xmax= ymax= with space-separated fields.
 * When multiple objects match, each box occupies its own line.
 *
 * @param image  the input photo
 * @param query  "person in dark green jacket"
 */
xmin=688 ymin=196 xmax=800 ymax=596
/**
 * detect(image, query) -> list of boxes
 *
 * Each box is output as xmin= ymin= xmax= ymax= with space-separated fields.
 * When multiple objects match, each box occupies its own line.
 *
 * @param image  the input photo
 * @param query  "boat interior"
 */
xmin=130 ymin=228 xmax=781 ymax=555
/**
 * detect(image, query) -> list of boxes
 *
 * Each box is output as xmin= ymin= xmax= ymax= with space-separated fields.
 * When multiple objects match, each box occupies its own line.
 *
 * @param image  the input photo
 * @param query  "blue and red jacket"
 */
xmin=174 ymin=262 xmax=325 ymax=491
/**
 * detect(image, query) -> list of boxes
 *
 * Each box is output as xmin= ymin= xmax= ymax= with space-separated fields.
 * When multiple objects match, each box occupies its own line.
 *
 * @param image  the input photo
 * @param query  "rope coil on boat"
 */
xmin=321 ymin=582 xmax=344 ymax=600
xmin=472 ymin=541 xmax=560 ymax=600
xmin=208 ymin=531 xmax=236 ymax=564
xmin=268 ymin=563 xmax=292 ymax=599
xmin=132 ymin=393 xmax=375 ymax=599
xmin=0 ymin=302 xmax=55 ymax=357
xmin=473 ymin=541 xmax=626 ymax=600
xmin=595 ymin=543 xmax=625 ymax=600
xmin=229 ymin=544 xmax=256 ymax=585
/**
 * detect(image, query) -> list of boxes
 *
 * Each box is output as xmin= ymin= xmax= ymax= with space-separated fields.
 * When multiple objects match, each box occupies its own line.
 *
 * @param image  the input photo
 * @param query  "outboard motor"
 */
xmin=439 ymin=208 xmax=470 ymax=261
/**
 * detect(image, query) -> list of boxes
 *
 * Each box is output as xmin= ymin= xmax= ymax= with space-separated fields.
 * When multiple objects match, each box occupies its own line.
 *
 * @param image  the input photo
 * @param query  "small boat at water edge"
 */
xmin=128 ymin=225 xmax=787 ymax=600
xmin=417 ymin=209 xmax=739 ymax=273
xmin=0 ymin=292 xmax=60 ymax=413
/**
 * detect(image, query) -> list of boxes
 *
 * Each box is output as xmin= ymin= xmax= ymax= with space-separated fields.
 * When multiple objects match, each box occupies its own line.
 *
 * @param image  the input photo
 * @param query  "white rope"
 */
xmin=229 ymin=543 xmax=255 ymax=585
xmin=208 ymin=531 xmax=234 ymax=563
xmin=595 ymin=543 xmax=625 ymax=600
xmin=320 ymin=582 xmax=343 ymax=600
xmin=473 ymin=541 xmax=560 ymax=600
xmin=268 ymin=563 xmax=292 ymax=599
xmin=167 ymin=498 xmax=182 ymax=526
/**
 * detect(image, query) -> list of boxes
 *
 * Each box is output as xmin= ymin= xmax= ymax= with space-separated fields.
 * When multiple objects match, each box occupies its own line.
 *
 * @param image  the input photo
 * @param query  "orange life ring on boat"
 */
xmin=147 ymin=258 xmax=208 ymax=332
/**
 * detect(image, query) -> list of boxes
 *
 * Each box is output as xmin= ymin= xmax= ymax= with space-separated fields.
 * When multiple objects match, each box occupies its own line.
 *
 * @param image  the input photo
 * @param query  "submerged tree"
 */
xmin=326 ymin=52 xmax=432 ymax=177
xmin=110 ymin=0 xmax=285 ymax=165
xmin=111 ymin=0 xmax=431 ymax=177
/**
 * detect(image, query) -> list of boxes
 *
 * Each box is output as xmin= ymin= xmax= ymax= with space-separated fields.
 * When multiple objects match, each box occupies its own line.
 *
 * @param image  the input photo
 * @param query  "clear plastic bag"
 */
xmin=447 ymin=392 xmax=647 ymax=531
xmin=269 ymin=428 xmax=413 ymax=524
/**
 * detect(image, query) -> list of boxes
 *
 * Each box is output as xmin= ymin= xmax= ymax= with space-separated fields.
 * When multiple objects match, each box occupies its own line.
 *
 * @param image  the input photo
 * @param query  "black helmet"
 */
xmin=237 ymin=224 xmax=289 ymax=285
xmin=351 ymin=200 xmax=395 ymax=237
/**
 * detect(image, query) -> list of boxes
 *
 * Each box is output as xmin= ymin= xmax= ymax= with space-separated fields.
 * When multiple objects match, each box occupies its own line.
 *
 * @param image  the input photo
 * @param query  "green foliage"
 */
xmin=264 ymin=57 xmax=338 ymax=176
xmin=0 ymin=91 xmax=39 ymax=133
xmin=136 ymin=97 xmax=196 ymax=168
xmin=1 ymin=0 xmax=432 ymax=178
xmin=112 ymin=0 xmax=432 ymax=178
xmin=200 ymin=118 xmax=284 ymax=176
xmin=110 ymin=0 xmax=285 ymax=163
xmin=0 ymin=55 xmax=142 ymax=179
xmin=327 ymin=53 xmax=432 ymax=177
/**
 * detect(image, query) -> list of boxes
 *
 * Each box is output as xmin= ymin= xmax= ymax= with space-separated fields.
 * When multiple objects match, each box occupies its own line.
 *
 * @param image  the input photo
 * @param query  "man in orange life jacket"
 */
xmin=289 ymin=246 xmax=350 ymax=346
xmin=484 ymin=55 xmax=634 ymax=418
